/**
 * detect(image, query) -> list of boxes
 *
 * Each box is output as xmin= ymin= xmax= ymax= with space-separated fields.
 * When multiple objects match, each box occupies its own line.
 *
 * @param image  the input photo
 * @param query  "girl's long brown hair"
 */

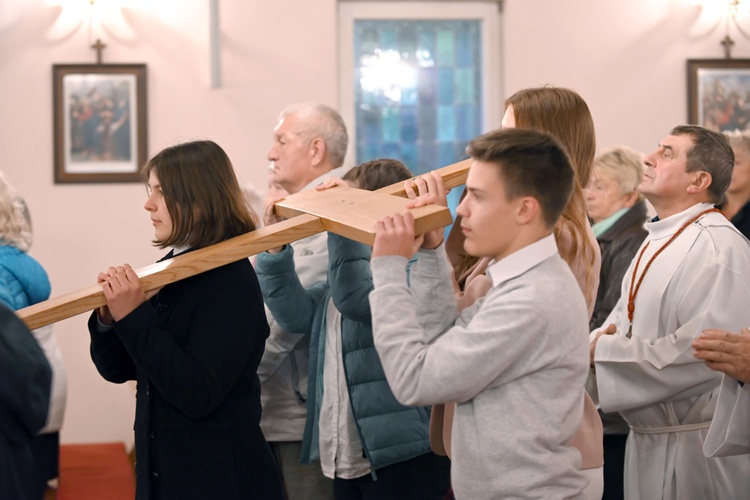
xmin=505 ymin=86 xmax=597 ymax=292
xmin=143 ymin=140 xmax=257 ymax=249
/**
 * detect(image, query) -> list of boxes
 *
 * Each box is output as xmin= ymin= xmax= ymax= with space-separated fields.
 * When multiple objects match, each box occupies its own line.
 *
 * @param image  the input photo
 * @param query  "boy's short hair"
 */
xmin=466 ymin=128 xmax=575 ymax=228
xmin=342 ymin=158 xmax=412 ymax=191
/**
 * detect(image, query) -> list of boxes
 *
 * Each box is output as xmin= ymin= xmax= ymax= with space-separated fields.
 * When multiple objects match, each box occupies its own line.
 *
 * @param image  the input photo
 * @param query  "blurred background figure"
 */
xmin=0 ymin=171 xmax=67 ymax=499
xmin=721 ymin=131 xmax=750 ymax=239
xmin=0 ymin=303 xmax=51 ymax=500
xmin=585 ymin=146 xmax=648 ymax=500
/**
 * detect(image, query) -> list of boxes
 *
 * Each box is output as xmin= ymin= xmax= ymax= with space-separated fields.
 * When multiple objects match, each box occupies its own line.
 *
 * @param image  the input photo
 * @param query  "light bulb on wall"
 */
xmin=728 ymin=0 xmax=750 ymax=14
xmin=695 ymin=0 xmax=750 ymax=57
xmin=696 ymin=0 xmax=749 ymax=17
xmin=723 ymin=0 xmax=749 ymax=58
xmin=46 ymin=0 xmax=149 ymax=59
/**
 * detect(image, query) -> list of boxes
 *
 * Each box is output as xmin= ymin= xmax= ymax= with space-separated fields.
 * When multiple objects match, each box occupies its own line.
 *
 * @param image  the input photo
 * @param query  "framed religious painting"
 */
xmin=52 ymin=64 xmax=148 ymax=183
xmin=687 ymin=59 xmax=750 ymax=132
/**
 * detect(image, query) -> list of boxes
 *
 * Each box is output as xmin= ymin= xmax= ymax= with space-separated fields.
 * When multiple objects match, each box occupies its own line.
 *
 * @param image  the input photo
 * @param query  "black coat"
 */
xmin=729 ymin=200 xmax=750 ymax=241
xmin=590 ymin=201 xmax=649 ymax=332
xmin=89 ymin=253 xmax=282 ymax=500
xmin=0 ymin=304 xmax=51 ymax=500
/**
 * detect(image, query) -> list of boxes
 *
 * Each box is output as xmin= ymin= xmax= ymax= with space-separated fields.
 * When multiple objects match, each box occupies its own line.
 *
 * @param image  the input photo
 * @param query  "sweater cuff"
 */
xmin=372 ymin=255 xmax=409 ymax=289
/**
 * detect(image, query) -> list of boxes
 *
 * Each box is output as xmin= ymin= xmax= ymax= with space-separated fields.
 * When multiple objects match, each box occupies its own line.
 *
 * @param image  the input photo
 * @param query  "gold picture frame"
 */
xmin=687 ymin=58 xmax=750 ymax=132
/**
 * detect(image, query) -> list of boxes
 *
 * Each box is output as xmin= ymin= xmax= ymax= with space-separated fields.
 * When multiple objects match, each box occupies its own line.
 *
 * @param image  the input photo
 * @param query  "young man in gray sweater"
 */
xmin=369 ymin=128 xmax=590 ymax=499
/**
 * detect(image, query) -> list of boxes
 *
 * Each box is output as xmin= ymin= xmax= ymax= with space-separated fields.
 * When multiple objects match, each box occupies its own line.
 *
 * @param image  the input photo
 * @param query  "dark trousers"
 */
xmin=333 ymin=452 xmax=451 ymax=500
xmin=602 ymin=433 xmax=628 ymax=500
xmin=30 ymin=432 xmax=59 ymax=499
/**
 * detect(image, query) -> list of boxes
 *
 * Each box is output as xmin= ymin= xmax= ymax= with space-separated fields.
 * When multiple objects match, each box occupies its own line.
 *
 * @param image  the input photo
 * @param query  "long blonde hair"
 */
xmin=0 ymin=171 xmax=32 ymax=252
xmin=505 ymin=86 xmax=598 ymax=292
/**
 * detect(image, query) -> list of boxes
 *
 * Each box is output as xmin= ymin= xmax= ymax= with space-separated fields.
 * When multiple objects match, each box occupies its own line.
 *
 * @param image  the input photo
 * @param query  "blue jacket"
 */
xmin=0 ymin=245 xmax=51 ymax=310
xmin=256 ymin=233 xmax=431 ymax=471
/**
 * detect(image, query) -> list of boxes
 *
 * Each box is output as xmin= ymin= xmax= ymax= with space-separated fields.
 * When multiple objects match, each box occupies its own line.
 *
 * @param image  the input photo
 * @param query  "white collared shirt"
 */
xmin=486 ymin=233 xmax=559 ymax=288
xmin=318 ymin=298 xmax=371 ymax=479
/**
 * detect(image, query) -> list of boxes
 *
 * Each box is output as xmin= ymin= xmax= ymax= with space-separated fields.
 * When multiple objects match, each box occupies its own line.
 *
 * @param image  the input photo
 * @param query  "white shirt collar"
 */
xmin=172 ymin=245 xmax=190 ymax=256
xmin=486 ymin=233 xmax=558 ymax=287
xmin=646 ymin=202 xmax=715 ymax=241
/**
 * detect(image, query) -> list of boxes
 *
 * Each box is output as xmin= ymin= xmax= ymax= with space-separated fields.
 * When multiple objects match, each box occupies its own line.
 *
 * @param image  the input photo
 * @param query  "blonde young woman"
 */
xmin=430 ymin=86 xmax=604 ymax=499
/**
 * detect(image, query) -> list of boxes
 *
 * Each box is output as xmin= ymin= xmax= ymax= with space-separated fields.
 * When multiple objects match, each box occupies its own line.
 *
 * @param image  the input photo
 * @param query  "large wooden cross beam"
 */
xmin=17 ymin=159 xmax=471 ymax=330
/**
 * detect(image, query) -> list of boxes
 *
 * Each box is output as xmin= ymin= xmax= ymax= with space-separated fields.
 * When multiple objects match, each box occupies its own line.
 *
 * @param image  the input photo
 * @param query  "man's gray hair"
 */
xmin=670 ymin=125 xmax=734 ymax=204
xmin=280 ymin=102 xmax=349 ymax=168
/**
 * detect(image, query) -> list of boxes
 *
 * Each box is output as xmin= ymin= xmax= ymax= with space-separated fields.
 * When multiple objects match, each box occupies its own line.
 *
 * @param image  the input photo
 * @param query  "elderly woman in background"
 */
xmin=585 ymin=146 xmax=649 ymax=500
xmin=720 ymin=131 xmax=750 ymax=238
xmin=0 ymin=171 xmax=67 ymax=499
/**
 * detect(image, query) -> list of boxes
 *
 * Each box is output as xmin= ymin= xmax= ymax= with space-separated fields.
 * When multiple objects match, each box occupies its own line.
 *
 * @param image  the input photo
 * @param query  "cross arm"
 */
xmin=17 ymin=158 xmax=471 ymax=330
xmin=18 ymin=215 xmax=325 ymax=330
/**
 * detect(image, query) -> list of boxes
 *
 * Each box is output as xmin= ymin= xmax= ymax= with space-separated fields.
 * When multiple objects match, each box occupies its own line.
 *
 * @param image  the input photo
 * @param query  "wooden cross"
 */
xmin=721 ymin=35 xmax=735 ymax=59
xmin=91 ymin=38 xmax=107 ymax=64
xmin=17 ymin=159 xmax=471 ymax=330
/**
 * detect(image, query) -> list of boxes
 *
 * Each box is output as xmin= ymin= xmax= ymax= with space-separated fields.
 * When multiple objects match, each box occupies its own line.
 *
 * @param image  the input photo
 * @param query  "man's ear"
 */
xmin=686 ymin=171 xmax=712 ymax=195
xmin=309 ymin=138 xmax=326 ymax=167
xmin=516 ymin=196 xmax=540 ymax=225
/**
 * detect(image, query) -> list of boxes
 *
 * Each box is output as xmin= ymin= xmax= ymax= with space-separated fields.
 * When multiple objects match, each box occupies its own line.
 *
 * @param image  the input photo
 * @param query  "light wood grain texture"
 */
xmin=18 ymin=215 xmax=325 ymax=330
xmin=275 ymin=186 xmax=452 ymax=245
xmin=17 ymin=158 xmax=471 ymax=330
xmin=375 ymin=158 xmax=471 ymax=197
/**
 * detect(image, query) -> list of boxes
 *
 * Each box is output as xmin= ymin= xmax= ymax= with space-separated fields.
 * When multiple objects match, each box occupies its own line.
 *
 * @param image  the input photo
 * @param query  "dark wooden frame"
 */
xmin=53 ymin=64 xmax=148 ymax=183
xmin=687 ymin=59 xmax=750 ymax=131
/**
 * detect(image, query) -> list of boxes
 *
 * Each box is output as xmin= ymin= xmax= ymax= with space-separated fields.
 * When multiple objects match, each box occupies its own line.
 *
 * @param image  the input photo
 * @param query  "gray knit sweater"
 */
xmin=370 ymin=241 xmax=589 ymax=499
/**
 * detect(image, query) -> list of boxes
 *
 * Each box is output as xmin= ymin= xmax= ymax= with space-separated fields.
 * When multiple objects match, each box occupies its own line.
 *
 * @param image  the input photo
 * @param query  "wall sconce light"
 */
xmin=723 ymin=0 xmax=749 ymax=58
xmin=47 ymin=0 xmax=146 ymax=63
xmin=700 ymin=0 xmax=750 ymax=58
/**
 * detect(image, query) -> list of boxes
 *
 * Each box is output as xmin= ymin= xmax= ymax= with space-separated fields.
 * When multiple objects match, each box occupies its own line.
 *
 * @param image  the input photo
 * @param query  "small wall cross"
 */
xmin=91 ymin=38 xmax=107 ymax=64
xmin=721 ymin=35 xmax=735 ymax=59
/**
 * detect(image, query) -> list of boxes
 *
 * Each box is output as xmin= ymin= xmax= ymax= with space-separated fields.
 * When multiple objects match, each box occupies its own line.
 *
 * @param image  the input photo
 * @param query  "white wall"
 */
xmin=504 ymin=0 xmax=749 ymax=153
xmin=0 ymin=0 xmax=747 ymax=446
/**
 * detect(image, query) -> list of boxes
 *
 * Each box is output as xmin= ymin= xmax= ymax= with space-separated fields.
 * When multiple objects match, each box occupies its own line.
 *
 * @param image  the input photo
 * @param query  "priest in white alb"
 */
xmin=588 ymin=125 xmax=750 ymax=500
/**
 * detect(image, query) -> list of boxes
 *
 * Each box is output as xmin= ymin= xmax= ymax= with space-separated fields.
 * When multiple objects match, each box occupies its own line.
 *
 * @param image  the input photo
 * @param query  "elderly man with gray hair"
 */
xmin=257 ymin=102 xmax=348 ymax=500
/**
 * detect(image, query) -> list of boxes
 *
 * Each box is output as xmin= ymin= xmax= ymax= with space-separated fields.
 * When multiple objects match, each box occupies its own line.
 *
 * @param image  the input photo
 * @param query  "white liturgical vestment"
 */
xmin=704 ymin=375 xmax=750 ymax=457
xmin=590 ymin=203 xmax=750 ymax=500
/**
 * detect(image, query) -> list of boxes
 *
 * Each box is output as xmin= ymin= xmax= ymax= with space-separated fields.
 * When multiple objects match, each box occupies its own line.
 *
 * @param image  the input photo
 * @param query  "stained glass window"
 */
xmin=353 ymin=20 xmax=482 ymax=176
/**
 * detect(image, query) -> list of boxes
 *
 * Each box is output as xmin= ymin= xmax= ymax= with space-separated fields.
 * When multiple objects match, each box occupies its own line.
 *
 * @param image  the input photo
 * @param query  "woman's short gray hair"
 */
xmin=592 ymin=146 xmax=644 ymax=200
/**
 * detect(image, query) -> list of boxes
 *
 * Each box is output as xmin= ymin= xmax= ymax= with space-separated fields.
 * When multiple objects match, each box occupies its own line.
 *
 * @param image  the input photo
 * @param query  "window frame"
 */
xmin=338 ymin=1 xmax=503 ymax=169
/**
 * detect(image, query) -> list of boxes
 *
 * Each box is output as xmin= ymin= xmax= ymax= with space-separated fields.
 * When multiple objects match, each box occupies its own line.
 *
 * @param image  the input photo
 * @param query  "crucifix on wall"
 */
xmin=721 ymin=35 xmax=735 ymax=59
xmin=91 ymin=38 xmax=107 ymax=64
